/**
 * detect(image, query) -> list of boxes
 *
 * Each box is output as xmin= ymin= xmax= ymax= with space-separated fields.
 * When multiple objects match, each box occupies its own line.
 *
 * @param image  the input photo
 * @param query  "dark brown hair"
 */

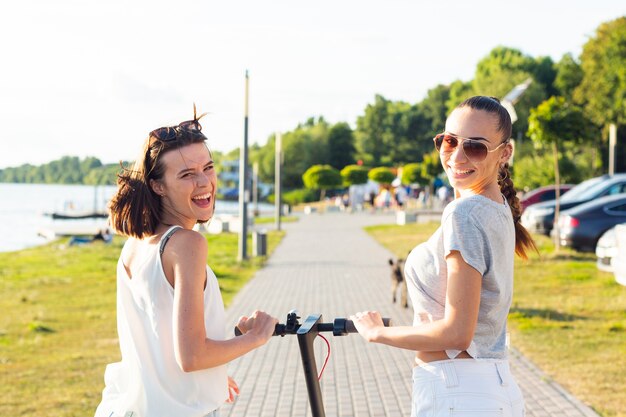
xmin=457 ymin=96 xmax=537 ymax=259
xmin=108 ymin=125 xmax=209 ymax=239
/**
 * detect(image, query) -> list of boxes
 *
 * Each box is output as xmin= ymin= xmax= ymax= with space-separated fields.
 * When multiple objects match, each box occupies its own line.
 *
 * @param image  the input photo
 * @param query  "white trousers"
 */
xmin=411 ymin=359 xmax=525 ymax=417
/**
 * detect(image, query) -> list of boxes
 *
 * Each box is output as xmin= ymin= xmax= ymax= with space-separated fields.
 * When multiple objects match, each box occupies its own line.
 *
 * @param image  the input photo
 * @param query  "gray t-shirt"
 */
xmin=405 ymin=194 xmax=515 ymax=359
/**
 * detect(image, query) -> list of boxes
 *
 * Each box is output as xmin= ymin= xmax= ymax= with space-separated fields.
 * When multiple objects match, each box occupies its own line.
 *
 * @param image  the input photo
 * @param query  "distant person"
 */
xmin=95 ymin=105 xmax=278 ymax=417
xmin=69 ymin=228 xmax=112 ymax=246
xmin=437 ymin=185 xmax=451 ymax=208
xmin=365 ymin=190 xmax=376 ymax=212
xmin=93 ymin=227 xmax=113 ymax=243
xmin=351 ymin=96 xmax=536 ymax=416
xmin=395 ymin=186 xmax=407 ymax=208
xmin=341 ymin=193 xmax=350 ymax=210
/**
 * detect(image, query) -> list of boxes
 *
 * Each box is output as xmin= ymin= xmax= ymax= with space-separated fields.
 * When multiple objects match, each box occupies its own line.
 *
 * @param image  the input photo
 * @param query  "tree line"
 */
xmin=0 ymin=156 xmax=124 ymax=185
xmin=2 ymin=17 xmax=624 ymax=192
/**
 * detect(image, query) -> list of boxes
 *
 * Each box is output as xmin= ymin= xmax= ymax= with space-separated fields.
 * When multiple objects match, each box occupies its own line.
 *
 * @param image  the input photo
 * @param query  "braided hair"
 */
xmin=457 ymin=96 xmax=537 ymax=259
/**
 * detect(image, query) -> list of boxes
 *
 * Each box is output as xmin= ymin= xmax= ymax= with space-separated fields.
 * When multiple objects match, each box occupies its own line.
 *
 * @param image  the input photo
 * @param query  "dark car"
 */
xmin=557 ymin=194 xmax=626 ymax=252
xmin=520 ymin=184 xmax=573 ymax=212
xmin=521 ymin=174 xmax=626 ymax=236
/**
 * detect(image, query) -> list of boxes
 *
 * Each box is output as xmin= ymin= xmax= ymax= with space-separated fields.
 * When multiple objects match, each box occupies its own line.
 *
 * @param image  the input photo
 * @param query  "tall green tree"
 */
xmin=574 ymin=16 xmax=626 ymax=172
xmin=575 ymin=17 xmax=626 ymax=128
xmin=446 ymin=79 xmax=473 ymax=113
xmin=249 ymin=117 xmax=331 ymax=188
xmin=472 ymin=46 xmax=548 ymax=140
xmin=419 ymin=84 xmax=450 ymax=134
xmin=355 ymin=95 xmax=430 ymax=166
xmin=528 ymin=96 xmax=596 ymax=250
xmin=327 ymin=122 xmax=356 ymax=170
xmin=554 ymin=53 xmax=583 ymax=101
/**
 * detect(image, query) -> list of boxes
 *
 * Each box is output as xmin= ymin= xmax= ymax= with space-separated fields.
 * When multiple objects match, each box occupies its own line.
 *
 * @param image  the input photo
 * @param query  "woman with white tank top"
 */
xmin=95 ymin=106 xmax=277 ymax=417
xmin=351 ymin=96 xmax=538 ymax=417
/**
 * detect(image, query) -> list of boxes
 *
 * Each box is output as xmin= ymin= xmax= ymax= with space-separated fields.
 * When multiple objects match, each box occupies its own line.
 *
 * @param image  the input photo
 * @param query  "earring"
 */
xmin=498 ymin=165 xmax=508 ymax=184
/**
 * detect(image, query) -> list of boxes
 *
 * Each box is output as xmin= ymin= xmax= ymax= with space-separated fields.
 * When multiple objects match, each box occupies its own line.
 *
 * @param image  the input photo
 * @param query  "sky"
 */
xmin=0 ymin=0 xmax=624 ymax=169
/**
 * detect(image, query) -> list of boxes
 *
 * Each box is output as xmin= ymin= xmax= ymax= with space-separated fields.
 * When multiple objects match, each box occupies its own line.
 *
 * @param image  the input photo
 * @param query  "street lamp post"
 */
xmin=275 ymin=132 xmax=282 ymax=231
xmin=238 ymin=71 xmax=250 ymax=262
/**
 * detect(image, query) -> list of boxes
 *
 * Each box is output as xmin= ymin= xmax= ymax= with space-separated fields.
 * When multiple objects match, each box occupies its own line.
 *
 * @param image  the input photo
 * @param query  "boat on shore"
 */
xmin=46 ymin=211 xmax=109 ymax=220
xmin=38 ymin=222 xmax=111 ymax=240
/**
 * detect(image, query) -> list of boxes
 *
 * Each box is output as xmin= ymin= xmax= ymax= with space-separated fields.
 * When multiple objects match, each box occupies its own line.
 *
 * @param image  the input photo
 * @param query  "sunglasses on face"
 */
xmin=150 ymin=104 xmax=208 ymax=142
xmin=433 ymin=133 xmax=507 ymax=163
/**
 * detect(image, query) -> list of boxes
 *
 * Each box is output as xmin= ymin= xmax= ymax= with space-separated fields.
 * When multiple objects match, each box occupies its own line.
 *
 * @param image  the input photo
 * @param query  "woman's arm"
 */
xmin=351 ymin=250 xmax=481 ymax=352
xmin=164 ymin=230 xmax=277 ymax=372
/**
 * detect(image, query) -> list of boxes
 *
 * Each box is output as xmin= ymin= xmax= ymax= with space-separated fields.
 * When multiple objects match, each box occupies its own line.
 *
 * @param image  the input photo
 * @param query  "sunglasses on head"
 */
xmin=150 ymin=104 xmax=208 ymax=143
xmin=433 ymin=133 xmax=507 ymax=163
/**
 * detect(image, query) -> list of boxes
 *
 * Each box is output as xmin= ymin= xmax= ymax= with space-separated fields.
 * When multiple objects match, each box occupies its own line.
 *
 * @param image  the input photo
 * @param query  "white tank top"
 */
xmin=95 ymin=226 xmax=228 ymax=417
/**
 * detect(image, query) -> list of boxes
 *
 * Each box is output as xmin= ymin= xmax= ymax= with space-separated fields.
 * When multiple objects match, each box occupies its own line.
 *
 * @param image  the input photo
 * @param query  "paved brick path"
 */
xmin=222 ymin=212 xmax=599 ymax=417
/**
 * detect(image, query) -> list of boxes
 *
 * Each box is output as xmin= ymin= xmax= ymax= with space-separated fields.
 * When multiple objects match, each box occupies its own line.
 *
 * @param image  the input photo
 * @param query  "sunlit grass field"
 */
xmin=0 ymin=231 xmax=284 ymax=417
xmin=366 ymin=222 xmax=626 ymax=417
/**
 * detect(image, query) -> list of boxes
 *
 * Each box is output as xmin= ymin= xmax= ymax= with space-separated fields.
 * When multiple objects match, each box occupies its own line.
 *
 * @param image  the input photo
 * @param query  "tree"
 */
xmin=446 ymin=79 xmax=473 ymax=113
xmin=355 ymin=95 xmax=428 ymax=166
xmin=249 ymin=118 xmax=332 ymax=188
xmin=302 ymin=164 xmax=342 ymax=202
xmin=512 ymin=152 xmax=588 ymax=191
xmin=554 ymin=53 xmax=583 ymax=101
xmin=531 ymin=56 xmax=557 ymax=97
xmin=368 ymin=167 xmax=395 ymax=185
xmin=419 ymin=84 xmax=450 ymax=134
xmin=327 ymin=122 xmax=356 ymax=170
xmin=421 ymin=149 xmax=443 ymax=186
xmin=472 ymin=46 xmax=548 ymax=140
xmin=575 ymin=17 xmax=626 ymax=128
xmin=340 ymin=165 xmax=369 ymax=187
xmin=528 ymin=96 xmax=596 ymax=250
xmin=574 ymin=17 xmax=626 ymax=173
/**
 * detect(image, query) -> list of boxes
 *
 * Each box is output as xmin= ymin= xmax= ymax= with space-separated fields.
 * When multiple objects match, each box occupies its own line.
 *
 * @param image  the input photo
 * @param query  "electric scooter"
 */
xmin=235 ymin=310 xmax=392 ymax=417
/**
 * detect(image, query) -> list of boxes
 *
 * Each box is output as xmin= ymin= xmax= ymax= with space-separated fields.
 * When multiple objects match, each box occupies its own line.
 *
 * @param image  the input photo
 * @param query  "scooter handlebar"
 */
xmin=234 ymin=317 xmax=392 ymax=336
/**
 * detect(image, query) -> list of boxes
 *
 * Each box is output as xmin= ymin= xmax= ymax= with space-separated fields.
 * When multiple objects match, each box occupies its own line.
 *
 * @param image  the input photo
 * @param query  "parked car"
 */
xmin=557 ymin=194 xmax=626 ymax=252
xmin=613 ymin=224 xmax=626 ymax=286
xmin=521 ymin=174 xmax=626 ymax=236
xmin=520 ymin=184 xmax=574 ymax=212
xmin=596 ymin=226 xmax=619 ymax=272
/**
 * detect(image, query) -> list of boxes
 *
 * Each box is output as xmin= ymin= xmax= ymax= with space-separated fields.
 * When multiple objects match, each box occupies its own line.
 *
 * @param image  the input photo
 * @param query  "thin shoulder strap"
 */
xmin=159 ymin=225 xmax=182 ymax=256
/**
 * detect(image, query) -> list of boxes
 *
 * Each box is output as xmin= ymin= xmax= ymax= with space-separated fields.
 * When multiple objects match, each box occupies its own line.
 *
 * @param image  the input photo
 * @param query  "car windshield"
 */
xmin=560 ymin=177 xmax=606 ymax=202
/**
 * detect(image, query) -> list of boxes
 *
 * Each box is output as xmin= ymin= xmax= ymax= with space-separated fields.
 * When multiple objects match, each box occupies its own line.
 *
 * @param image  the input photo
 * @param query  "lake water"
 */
xmin=0 ymin=183 xmax=272 ymax=252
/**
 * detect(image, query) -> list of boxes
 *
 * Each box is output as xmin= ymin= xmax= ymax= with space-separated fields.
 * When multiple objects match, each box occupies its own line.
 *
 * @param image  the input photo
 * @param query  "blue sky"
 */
xmin=0 ymin=0 xmax=624 ymax=168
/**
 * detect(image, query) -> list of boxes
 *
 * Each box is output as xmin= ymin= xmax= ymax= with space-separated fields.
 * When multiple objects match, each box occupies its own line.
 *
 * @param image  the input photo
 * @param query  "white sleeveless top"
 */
xmin=95 ymin=226 xmax=228 ymax=417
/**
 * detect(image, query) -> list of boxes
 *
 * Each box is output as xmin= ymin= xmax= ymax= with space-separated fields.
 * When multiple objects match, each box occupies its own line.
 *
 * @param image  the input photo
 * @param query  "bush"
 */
xmin=302 ymin=165 xmax=343 ymax=190
xmin=279 ymin=188 xmax=319 ymax=206
xmin=401 ymin=163 xmax=425 ymax=185
xmin=340 ymin=165 xmax=369 ymax=186
xmin=368 ymin=167 xmax=395 ymax=185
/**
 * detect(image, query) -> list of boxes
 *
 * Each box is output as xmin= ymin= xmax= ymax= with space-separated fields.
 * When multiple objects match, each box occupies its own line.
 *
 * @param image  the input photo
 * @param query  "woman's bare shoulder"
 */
xmin=164 ymin=228 xmax=208 ymax=258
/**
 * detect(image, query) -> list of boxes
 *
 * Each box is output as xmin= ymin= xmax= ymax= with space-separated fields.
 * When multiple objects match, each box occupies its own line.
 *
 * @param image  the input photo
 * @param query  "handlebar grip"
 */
xmin=234 ymin=323 xmax=287 ymax=337
xmin=345 ymin=317 xmax=392 ymax=333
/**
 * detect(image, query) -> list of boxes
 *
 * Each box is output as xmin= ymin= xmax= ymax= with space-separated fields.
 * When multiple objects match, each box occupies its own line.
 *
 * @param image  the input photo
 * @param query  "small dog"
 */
xmin=389 ymin=258 xmax=408 ymax=308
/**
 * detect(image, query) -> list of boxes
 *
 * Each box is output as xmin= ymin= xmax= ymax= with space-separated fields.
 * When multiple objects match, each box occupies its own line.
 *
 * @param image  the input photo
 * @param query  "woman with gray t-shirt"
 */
xmin=351 ymin=96 xmax=537 ymax=417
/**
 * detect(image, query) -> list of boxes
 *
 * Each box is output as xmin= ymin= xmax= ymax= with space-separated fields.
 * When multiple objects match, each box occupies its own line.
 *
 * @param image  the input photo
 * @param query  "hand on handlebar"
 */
xmin=236 ymin=310 xmax=278 ymax=346
xmin=349 ymin=311 xmax=384 ymax=343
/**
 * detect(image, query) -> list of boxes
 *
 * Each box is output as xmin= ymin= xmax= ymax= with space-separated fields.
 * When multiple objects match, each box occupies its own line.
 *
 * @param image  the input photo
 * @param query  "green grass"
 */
xmin=366 ymin=222 xmax=626 ymax=417
xmin=0 ymin=230 xmax=284 ymax=417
